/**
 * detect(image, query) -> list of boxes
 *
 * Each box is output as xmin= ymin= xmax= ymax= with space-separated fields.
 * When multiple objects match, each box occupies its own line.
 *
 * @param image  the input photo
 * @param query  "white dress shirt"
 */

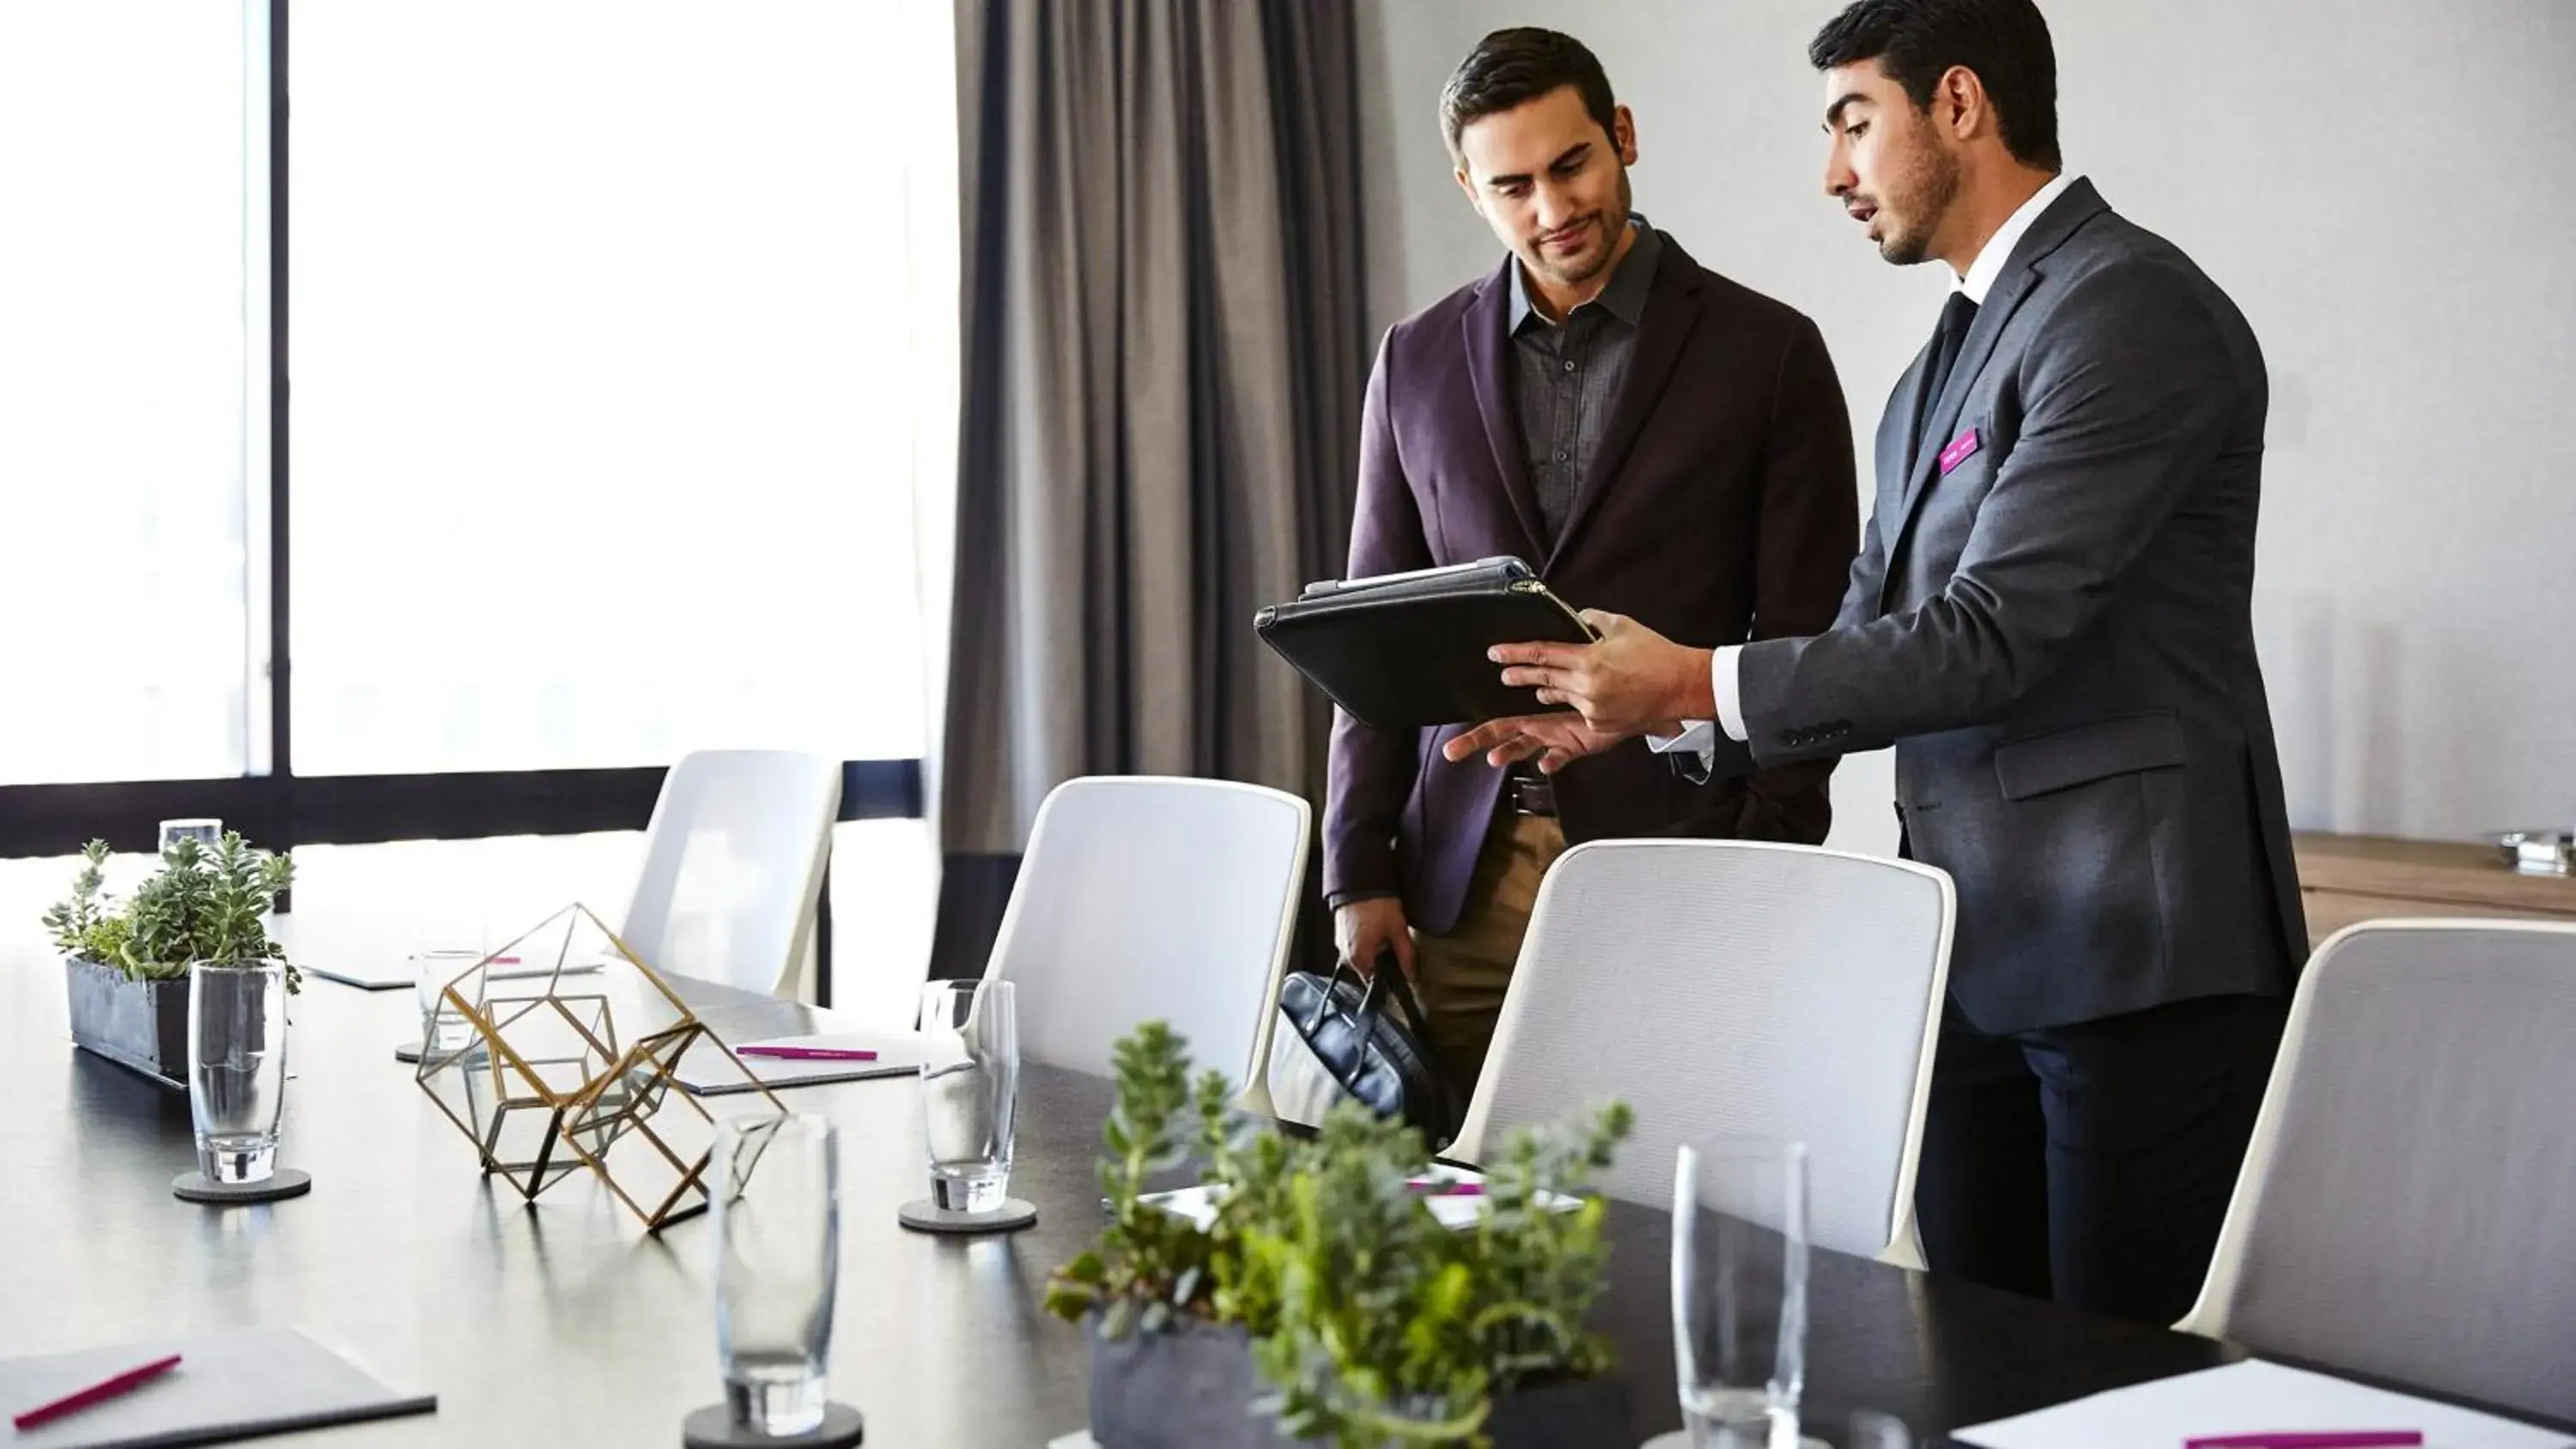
xmin=1649 ymin=173 xmax=2080 ymax=761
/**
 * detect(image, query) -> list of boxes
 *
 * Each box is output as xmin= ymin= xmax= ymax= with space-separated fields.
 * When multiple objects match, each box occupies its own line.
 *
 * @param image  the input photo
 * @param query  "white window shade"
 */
xmin=289 ymin=1 xmax=954 ymax=775
xmin=0 ymin=3 xmax=264 ymax=785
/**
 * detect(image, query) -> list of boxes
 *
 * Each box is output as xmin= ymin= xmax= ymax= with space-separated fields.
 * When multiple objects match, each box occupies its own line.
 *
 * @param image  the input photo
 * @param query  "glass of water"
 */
xmin=1673 ymin=1137 xmax=1809 ymax=1449
xmin=411 ymin=949 xmax=487 ymax=1057
xmin=712 ymin=1113 xmax=840 ymax=1437
xmin=189 ymin=961 xmax=290 ymax=1185
xmin=159 ymin=818 xmax=222 ymax=853
xmin=918 ymin=978 xmax=1018 ymax=1213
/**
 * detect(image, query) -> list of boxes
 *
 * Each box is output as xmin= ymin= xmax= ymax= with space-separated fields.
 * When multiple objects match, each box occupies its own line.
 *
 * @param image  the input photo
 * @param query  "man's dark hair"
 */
xmin=1809 ymin=0 xmax=2062 ymax=171
xmin=1439 ymin=27 xmax=1618 ymax=165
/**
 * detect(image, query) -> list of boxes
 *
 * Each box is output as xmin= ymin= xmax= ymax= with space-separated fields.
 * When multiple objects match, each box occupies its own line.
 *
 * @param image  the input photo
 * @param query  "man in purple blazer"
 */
xmin=1324 ymin=27 xmax=1861 ymax=1095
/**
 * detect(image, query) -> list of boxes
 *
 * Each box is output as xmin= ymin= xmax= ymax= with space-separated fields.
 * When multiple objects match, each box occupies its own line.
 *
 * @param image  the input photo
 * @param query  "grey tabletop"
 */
xmin=0 ymin=945 xmax=2245 ymax=1446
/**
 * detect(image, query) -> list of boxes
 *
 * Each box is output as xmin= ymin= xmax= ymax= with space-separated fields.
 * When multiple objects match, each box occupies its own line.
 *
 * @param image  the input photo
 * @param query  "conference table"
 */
xmin=0 ymin=944 xmax=2246 ymax=1446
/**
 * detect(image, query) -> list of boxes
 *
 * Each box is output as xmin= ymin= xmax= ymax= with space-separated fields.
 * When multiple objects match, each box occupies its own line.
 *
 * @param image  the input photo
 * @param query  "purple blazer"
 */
xmin=1323 ymin=233 xmax=1860 ymax=934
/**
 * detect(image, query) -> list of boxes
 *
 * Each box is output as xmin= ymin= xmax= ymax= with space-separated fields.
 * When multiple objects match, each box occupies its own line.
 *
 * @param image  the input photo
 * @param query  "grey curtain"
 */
xmin=933 ymin=0 xmax=1367 ymax=974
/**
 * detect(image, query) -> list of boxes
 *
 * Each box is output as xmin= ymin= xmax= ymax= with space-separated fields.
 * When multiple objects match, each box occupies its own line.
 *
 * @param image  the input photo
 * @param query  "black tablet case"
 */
xmin=1255 ymin=558 xmax=1596 ymax=731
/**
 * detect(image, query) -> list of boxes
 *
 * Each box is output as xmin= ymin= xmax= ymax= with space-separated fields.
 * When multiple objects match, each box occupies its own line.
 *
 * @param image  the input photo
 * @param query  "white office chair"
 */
xmin=620 ymin=749 xmax=841 ymax=998
xmin=2176 ymin=920 xmax=2576 ymax=1423
xmin=1451 ymin=839 xmax=1954 ymax=1264
xmin=980 ymin=775 xmax=1309 ymax=1098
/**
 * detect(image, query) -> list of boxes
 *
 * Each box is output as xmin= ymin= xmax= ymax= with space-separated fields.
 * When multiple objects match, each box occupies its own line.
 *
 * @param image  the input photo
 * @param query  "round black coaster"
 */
xmin=173 ymin=1167 xmax=313 ymax=1204
xmin=1639 ymin=1434 xmax=1829 ymax=1449
xmin=397 ymin=1040 xmax=491 ymax=1066
xmin=896 ymin=1197 xmax=1038 ymax=1234
xmin=682 ymin=1402 xmax=863 ymax=1447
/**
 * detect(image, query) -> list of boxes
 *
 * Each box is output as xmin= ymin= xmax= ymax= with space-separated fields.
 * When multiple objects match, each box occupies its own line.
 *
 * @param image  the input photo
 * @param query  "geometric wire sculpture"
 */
xmin=415 ymin=903 xmax=792 ymax=1232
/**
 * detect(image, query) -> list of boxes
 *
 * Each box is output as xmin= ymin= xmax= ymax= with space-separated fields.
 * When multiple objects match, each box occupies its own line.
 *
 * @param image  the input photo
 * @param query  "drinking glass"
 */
xmin=411 ymin=948 xmax=486 ymax=1056
xmin=711 ymin=1113 xmax=841 ymax=1436
xmin=189 ymin=961 xmax=290 ymax=1185
xmin=159 ymin=817 xmax=222 ymax=853
xmin=1673 ymin=1137 xmax=1810 ymax=1449
xmin=917 ymin=978 xmax=1018 ymax=1212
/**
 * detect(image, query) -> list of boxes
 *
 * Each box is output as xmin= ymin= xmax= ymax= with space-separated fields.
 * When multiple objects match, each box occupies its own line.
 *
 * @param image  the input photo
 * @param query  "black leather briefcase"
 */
xmin=1267 ymin=955 xmax=1461 ymax=1150
xmin=1253 ymin=556 xmax=1596 ymax=731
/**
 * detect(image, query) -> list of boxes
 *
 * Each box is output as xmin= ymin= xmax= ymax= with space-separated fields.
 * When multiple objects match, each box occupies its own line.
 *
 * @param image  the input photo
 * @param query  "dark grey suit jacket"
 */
xmin=1706 ymin=179 xmax=2306 ymax=1034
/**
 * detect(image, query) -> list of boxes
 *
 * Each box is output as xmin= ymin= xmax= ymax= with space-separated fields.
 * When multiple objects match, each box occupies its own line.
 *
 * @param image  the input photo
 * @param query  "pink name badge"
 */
xmin=1939 ymin=427 xmax=1981 ymax=475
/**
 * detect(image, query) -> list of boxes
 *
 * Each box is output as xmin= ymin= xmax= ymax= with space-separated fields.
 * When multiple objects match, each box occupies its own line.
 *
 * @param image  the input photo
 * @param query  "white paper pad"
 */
xmin=1953 ymin=1359 xmax=2572 ymax=1449
xmin=1139 ymin=1164 xmax=1578 ymax=1232
xmin=671 ymin=1031 xmax=921 ymax=1095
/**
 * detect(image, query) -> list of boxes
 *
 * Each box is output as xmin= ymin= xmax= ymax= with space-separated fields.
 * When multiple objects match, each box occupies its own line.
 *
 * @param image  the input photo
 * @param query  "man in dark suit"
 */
xmin=1326 ymin=27 xmax=1860 ymax=1096
xmin=1448 ymin=0 xmax=2306 ymax=1325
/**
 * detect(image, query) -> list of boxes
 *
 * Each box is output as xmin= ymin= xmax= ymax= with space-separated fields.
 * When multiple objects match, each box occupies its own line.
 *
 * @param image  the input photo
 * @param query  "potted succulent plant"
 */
xmin=43 ymin=834 xmax=298 ymax=1090
xmin=1046 ymin=1023 xmax=1634 ymax=1449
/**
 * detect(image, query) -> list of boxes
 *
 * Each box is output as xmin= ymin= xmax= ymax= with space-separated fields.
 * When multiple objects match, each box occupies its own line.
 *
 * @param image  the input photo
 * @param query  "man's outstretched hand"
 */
xmin=1438 ymin=609 xmax=1714 ymax=772
xmin=1440 ymin=712 xmax=1627 ymax=773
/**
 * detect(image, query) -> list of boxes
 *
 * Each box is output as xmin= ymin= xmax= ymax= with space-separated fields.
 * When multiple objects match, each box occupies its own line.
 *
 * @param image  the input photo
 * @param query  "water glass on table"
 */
xmin=711 ymin=1113 xmax=841 ymax=1437
xmin=917 ymin=979 xmax=1018 ymax=1213
xmin=189 ymin=961 xmax=290 ymax=1185
xmin=158 ymin=818 xmax=222 ymax=853
xmin=1672 ymin=1137 xmax=1811 ymax=1449
xmin=411 ymin=949 xmax=487 ymax=1058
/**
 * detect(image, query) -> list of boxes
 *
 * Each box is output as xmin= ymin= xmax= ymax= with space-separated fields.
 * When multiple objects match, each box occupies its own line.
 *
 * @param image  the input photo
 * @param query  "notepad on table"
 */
xmin=1952 ymin=1360 xmax=2572 ymax=1449
xmin=1138 ymin=1164 xmax=1578 ymax=1233
xmin=0 ymin=1326 xmax=433 ymax=1449
xmin=672 ymin=1031 xmax=922 ymax=1095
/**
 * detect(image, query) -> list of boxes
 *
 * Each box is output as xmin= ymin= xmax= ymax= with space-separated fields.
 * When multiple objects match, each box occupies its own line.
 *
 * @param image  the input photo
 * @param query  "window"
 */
xmin=288 ymin=0 xmax=955 ymax=775
xmin=0 ymin=3 xmax=268 ymax=785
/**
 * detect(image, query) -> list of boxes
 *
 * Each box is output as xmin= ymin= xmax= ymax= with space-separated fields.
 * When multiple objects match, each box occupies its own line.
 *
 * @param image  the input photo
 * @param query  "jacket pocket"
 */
xmin=1993 ymin=710 xmax=2185 ymax=801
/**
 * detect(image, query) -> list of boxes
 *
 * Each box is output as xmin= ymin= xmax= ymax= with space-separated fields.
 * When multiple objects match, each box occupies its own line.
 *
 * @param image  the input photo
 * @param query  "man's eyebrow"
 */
xmin=1486 ymin=141 xmax=1590 ymax=189
xmin=1824 ymin=92 xmax=1872 ymax=130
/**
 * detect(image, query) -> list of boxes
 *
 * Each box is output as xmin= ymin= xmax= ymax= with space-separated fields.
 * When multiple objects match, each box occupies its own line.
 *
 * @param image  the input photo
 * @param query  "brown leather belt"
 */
xmin=1507 ymin=774 xmax=1557 ymax=817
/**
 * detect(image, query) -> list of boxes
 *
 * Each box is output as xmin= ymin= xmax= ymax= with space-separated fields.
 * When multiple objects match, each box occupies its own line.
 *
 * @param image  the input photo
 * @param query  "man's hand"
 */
xmin=1439 ymin=712 xmax=1628 ymax=773
xmin=1489 ymin=609 xmax=1714 ymax=737
xmin=1334 ymin=897 xmax=1417 ymax=981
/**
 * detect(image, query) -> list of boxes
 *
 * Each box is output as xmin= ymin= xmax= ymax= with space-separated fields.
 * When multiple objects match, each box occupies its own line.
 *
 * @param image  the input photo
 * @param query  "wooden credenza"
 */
xmin=2293 ymin=831 xmax=2576 ymax=948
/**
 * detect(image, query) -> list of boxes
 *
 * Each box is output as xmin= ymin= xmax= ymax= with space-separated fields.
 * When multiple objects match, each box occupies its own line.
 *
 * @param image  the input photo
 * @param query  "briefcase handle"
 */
xmin=1300 ymin=952 xmax=1448 ymax=1077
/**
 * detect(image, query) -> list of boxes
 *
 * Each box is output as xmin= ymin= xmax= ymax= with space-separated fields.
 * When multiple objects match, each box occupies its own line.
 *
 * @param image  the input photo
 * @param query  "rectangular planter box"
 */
xmin=64 ymin=956 xmax=189 ymax=1092
xmin=1088 ymin=1318 xmax=1309 ymax=1449
xmin=1084 ymin=1316 xmax=1628 ymax=1449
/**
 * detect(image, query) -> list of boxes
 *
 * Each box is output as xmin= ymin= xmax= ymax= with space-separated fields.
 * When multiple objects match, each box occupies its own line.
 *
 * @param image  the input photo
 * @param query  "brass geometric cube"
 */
xmin=416 ymin=903 xmax=791 ymax=1231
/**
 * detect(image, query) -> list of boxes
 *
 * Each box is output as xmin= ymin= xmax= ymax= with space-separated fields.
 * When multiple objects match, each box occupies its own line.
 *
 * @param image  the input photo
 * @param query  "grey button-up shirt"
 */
xmin=1507 ymin=215 xmax=1662 ymax=546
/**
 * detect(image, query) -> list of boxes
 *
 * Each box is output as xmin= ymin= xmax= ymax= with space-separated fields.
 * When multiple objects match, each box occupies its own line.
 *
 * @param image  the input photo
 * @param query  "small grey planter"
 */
xmin=1084 ymin=1315 xmax=1629 ymax=1448
xmin=1086 ymin=1318 xmax=1309 ymax=1449
xmin=64 ymin=956 xmax=189 ymax=1091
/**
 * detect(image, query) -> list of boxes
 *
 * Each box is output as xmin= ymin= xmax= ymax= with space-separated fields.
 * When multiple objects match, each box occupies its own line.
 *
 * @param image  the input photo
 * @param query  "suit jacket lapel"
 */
xmin=1461 ymin=261 xmax=1550 ymax=563
xmin=1546 ymin=236 xmax=1703 ymax=573
xmin=1877 ymin=179 xmax=2112 ymax=574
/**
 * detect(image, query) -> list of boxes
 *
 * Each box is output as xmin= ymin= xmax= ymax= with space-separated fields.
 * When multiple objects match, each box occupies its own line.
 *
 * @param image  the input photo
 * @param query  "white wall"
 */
xmin=1357 ymin=0 xmax=2576 ymax=856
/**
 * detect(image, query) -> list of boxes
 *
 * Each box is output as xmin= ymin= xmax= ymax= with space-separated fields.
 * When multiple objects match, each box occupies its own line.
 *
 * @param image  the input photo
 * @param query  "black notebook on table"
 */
xmin=1254 ymin=557 xmax=1597 ymax=731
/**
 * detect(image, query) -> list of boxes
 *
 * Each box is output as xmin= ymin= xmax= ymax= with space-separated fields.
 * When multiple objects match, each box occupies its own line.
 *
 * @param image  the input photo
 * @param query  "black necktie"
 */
xmin=1919 ymin=290 xmax=1979 ymax=419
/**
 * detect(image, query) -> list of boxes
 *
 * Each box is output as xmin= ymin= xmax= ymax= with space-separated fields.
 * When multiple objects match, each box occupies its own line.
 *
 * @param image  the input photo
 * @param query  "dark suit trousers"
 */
xmin=1911 ymin=991 xmax=2287 ymax=1325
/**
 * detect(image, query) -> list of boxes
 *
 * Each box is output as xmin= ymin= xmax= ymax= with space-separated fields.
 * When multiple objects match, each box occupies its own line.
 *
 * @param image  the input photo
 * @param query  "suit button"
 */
xmin=1777 ymin=730 xmax=1801 ymax=748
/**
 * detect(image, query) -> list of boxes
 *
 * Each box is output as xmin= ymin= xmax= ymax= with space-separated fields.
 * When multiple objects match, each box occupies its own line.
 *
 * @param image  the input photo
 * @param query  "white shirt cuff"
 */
xmin=1646 ymin=721 xmax=1715 ymax=755
xmin=1713 ymin=644 xmax=1748 ymax=743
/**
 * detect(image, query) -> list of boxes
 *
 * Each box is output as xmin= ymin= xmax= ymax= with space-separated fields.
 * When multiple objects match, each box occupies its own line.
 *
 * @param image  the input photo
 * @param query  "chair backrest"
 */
xmin=620 ymin=749 xmax=841 ymax=997
xmin=1453 ymin=840 xmax=1954 ymax=1262
xmin=2177 ymin=920 xmax=2576 ymax=1422
xmin=981 ymin=775 xmax=1309 ymax=1092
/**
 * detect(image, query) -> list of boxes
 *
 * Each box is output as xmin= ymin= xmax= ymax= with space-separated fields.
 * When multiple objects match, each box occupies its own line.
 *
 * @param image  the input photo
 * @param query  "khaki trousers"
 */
xmin=1410 ymin=811 xmax=1567 ymax=1099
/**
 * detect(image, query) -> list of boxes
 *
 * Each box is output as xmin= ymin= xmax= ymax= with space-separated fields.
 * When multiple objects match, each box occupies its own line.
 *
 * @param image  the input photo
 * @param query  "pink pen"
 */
xmin=1406 ymin=1178 xmax=1482 ymax=1197
xmin=2183 ymin=1434 xmax=2423 ymax=1449
xmin=737 ymin=1046 xmax=878 ymax=1062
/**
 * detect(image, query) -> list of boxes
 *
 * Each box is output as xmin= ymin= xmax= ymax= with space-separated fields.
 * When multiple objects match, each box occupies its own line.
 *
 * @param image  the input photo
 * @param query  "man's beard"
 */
xmin=1879 ymin=142 xmax=1960 ymax=267
xmin=1534 ymin=169 xmax=1634 ymax=288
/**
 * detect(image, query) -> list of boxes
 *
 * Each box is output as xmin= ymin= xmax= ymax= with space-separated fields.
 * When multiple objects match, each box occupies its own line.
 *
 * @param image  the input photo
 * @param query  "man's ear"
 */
xmin=1454 ymin=161 xmax=1480 ymax=215
xmin=1936 ymin=64 xmax=1984 ymax=141
xmin=1611 ymin=103 xmax=1638 ymax=167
